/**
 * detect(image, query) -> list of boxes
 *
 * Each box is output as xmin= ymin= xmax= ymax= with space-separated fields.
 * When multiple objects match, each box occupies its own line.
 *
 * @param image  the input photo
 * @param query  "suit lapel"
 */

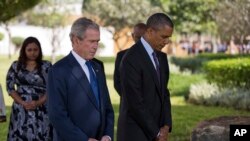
xmin=137 ymin=42 xmax=161 ymax=93
xmin=68 ymin=54 xmax=100 ymax=110
xmin=157 ymin=52 xmax=166 ymax=102
xmin=90 ymin=60 xmax=103 ymax=110
xmin=91 ymin=60 xmax=106 ymax=137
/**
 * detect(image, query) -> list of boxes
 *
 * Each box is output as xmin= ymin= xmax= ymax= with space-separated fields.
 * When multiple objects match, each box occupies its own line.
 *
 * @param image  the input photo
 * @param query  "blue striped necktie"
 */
xmin=86 ymin=61 xmax=99 ymax=107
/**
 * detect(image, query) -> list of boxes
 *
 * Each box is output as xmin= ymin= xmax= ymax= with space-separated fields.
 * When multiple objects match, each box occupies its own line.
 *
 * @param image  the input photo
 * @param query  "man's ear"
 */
xmin=147 ymin=27 xmax=154 ymax=36
xmin=72 ymin=35 xmax=79 ymax=46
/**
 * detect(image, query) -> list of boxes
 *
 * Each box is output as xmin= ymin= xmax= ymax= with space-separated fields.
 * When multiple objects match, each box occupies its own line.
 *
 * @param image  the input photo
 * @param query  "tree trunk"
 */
xmin=4 ymin=22 xmax=12 ymax=59
xmin=114 ymin=31 xmax=131 ymax=53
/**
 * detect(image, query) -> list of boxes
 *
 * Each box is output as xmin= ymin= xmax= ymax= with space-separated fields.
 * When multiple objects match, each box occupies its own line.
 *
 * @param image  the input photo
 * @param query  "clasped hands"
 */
xmin=88 ymin=135 xmax=111 ymax=141
xmin=21 ymin=101 xmax=40 ymax=110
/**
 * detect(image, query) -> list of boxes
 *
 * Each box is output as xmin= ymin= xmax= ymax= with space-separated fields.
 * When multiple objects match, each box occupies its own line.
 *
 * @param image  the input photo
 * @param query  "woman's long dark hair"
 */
xmin=17 ymin=36 xmax=43 ymax=73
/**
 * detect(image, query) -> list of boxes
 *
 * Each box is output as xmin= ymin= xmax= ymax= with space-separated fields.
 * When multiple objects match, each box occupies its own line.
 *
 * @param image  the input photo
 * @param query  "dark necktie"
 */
xmin=152 ymin=52 xmax=160 ymax=83
xmin=86 ymin=61 xmax=99 ymax=107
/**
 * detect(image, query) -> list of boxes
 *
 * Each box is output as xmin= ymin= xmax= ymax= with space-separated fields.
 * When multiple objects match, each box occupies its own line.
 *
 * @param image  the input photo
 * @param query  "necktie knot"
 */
xmin=85 ymin=61 xmax=92 ymax=70
xmin=152 ymin=52 xmax=159 ymax=68
xmin=86 ymin=61 xmax=94 ymax=81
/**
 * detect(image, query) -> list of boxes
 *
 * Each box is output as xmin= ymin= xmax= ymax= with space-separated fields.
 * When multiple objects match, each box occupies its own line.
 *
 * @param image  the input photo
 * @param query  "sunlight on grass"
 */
xmin=0 ymin=55 xmax=17 ymax=106
xmin=171 ymin=96 xmax=187 ymax=106
xmin=107 ymin=79 xmax=120 ymax=105
xmin=103 ymin=62 xmax=114 ymax=75
xmin=104 ymin=62 xmax=120 ymax=105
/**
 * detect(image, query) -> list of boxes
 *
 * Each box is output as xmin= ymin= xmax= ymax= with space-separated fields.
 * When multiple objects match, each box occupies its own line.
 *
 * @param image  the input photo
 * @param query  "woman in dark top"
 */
xmin=6 ymin=36 xmax=53 ymax=141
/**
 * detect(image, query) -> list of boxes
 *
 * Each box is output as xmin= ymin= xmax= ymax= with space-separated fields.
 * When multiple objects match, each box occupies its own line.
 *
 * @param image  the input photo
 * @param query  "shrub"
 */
xmin=170 ymin=53 xmax=250 ymax=73
xmin=188 ymin=82 xmax=250 ymax=110
xmin=11 ymin=36 xmax=24 ymax=49
xmin=203 ymin=58 xmax=250 ymax=89
xmin=170 ymin=56 xmax=204 ymax=73
xmin=188 ymin=82 xmax=220 ymax=105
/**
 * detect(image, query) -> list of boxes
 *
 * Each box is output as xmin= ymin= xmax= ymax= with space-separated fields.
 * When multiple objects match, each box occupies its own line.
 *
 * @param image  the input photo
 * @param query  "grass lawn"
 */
xmin=1 ymin=55 xmax=250 ymax=141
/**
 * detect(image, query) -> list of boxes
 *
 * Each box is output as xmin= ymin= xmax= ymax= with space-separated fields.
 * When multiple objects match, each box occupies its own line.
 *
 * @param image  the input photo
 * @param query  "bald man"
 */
xmin=114 ymin=23 xmax=147 ymax=95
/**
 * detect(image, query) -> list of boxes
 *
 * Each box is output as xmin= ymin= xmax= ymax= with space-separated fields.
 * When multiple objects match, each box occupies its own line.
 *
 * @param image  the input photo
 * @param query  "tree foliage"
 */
xmin=0 ymin=0 xmax=43 ymax=59
xmin=0 ymin=0 xmax=42 ymax=22
xmin=82 ymin=0 xmax=162 ymax=50
xmin=23 ymin=1 xmax=69 ymax=63
xmin=161 ymin=0 xmax=217 ymax=34
xmin=11 ymin=36 xmax=24 ymax=53
xmin=83 ymin=0 xmax=160 ymax=30
xmin=26 ymin=12 xmax=67 ymax=28
xmin=213 ymin=0 xmax=250 ymax=42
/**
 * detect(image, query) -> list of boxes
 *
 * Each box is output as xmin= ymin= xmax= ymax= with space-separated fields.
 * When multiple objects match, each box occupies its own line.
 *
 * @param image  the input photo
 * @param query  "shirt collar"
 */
xmin=71 ymin=50 xmax=87 ymax=65
xmin=141 ymin=37 xmax=154 ymax=56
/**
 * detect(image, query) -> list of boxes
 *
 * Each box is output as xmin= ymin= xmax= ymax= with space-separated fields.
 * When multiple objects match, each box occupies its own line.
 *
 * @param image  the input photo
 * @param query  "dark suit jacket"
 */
xmin=117 ymin=40 xmax=172 ymax=141
xmin=93 ymin=58 xmax=104 ymax=71
xmin=114 ymin=49 xmax=128 ymax=95
xmin=47 ymin=53 xmax=114 ymax=141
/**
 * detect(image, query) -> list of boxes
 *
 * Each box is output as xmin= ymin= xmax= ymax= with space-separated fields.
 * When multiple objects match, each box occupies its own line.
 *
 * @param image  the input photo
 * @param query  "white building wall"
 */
xmin=0 ymin=25 xmax=114 ymax=56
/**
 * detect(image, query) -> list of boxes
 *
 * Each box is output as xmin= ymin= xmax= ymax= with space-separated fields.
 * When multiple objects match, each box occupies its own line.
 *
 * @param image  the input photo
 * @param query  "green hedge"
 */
xmin=170 ymin=53 xmax=250 ymax=73
xmin=170 ymin=56 xmax=204 ymax=73
xmin=203 ymin=58 xmax=250 ymax=88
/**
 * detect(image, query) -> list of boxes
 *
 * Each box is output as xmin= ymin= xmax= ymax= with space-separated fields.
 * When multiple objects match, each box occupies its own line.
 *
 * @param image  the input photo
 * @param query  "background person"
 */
xmin=0 ymin=84 xmax=7 ymax=122
xmin=6 ymin=36 xmax=53 ymax=141
xmin=114 ymin=23 xmax=147 ymax=95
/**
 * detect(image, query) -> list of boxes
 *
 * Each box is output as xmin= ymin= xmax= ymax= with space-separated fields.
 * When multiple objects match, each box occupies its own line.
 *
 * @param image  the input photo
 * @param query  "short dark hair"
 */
xmin=134 ymin=23 xmax=147 ymax=31
xmin=132 ymin=23 xmax=147 ymax=42
xmin=146 ymin=13 xmax=174 ymax=30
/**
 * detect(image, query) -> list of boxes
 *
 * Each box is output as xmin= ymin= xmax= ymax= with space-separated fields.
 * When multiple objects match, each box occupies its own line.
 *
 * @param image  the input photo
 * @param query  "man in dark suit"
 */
xmin=117 ymin=13 xmax=174 ymax=141
xmin=47 ymin=17 xmax=114 ymax=141
xmin=114 ymin=23 xmax=147 ymax=95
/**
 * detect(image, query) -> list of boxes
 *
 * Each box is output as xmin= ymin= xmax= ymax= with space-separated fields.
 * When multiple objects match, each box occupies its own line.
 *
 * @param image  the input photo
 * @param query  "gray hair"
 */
xmin=146 ymin=13 xmax=174 ymax=30
xmin=69 ymin=17 xmax=99 ymax=41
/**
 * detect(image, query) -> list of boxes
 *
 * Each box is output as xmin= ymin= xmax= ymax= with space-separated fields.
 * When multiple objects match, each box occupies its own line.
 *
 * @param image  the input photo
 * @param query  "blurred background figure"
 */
xmin=6 ymin=37 xmax=53 ymax=141
xmin=0 ymin=84 xmax=6 ymax=122
xmin=114 ymin=23 xmax=147 ymax=95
